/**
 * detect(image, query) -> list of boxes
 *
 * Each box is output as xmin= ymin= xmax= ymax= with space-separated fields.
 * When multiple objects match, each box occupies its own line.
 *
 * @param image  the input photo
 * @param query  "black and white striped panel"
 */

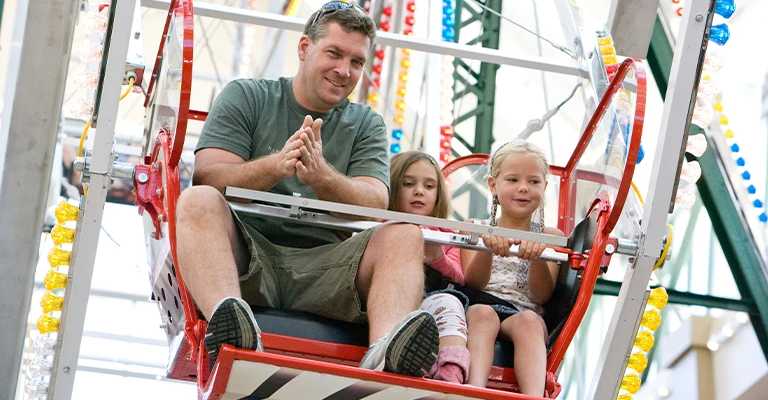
xmin=223 ymin=360 xmax=480 ymax=400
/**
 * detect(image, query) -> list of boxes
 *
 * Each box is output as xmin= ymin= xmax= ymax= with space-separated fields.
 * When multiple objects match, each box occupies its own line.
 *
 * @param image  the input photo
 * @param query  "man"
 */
xmin=175 ymin=1 xmax=438 ymax=377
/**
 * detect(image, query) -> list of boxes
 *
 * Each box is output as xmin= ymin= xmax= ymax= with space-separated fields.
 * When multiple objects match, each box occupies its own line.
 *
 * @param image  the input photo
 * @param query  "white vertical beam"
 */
xmin=589 ymin=0 xmax=713 ymax=398
xmin=0 ymin=1 xmax=79 ymax=398
xmin=48 ymin=1 xmax=137 ymax=399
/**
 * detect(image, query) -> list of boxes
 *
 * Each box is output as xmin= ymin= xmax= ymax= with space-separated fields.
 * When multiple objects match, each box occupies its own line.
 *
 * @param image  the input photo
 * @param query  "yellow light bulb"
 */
xmin=367 ymin=93 xmax=379 ymax=103
xmin=634 ymin=330 xmax=655 ymax=352
xmin=399 ymin=73 xmax=409 ymax=83
xmin=713 ymin=102 xmax=723 ymax=112
xmin=48 ymin=246 xmax=71 ymax=268
xmin=597 ymin=36 xmax=613 ymax=46
xmin=603 ymin=54 xmax=618 ymax=65
xmin=641 ymin=308 xmax=662 ymax=331
xmin=724 ymin=129 xmax=734 ymax=138
xmin=396 ymin=100 xmax=406 ymax=111
xmin=628 ymin=351 xmax=648 ymax=373
xmin=51 ymin=224 xmax=76 ymax=245
xmin=394 ymin=115 xmax=405 ymax=125
xmin=402 ymin=48 xmax=410 ymax=56
xmin=400 ymin=59 xmax=411 ymax=68
xmin=719 ymin=115 xmax=729 ymax=125
xmin=648 ymin=287 xmax=669 ymax=310
xmin=600 ymin=45 xmax=616 ymax=56
xmin=41 ymin=291 xmax=64 ymax=313
xmin=44 ymin=270 xmax=68 ymax=291
xmin=617 ymin=394 xmax=633 ymax=400
xmin=55 ymin=201 xmax=79 ymax=224
xmin=621 ymin=373 xmax=641 ymax=394
xmin=37 ymin=313 xmax=60 ymax=334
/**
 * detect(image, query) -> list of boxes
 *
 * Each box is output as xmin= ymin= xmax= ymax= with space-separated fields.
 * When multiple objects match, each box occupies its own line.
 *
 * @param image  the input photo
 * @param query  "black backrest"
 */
xmin=543 ymin=263 xmax=582 ymax=347
xmin=542 ymin=213 xmax=596 ymax=347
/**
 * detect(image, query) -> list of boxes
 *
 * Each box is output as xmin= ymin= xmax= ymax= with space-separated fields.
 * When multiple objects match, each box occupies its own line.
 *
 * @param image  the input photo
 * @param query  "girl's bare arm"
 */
xmin=461 ymin=248 xmax=493 ymax=289
xmin=527 ymin=227 xmax=563 ymax=304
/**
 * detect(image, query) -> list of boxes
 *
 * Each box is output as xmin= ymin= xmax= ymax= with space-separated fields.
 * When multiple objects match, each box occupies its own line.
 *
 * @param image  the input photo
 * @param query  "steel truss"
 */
xmin=451 ymin=0 xmax=502 ymax=155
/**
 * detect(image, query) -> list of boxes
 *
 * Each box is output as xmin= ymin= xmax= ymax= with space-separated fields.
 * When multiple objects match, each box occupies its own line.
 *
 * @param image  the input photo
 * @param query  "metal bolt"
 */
xmin=605 ymin=243 xmax=616 ymax=254
xmin=156 ymin=188 xmax=163 ymax=197
xmin=73 ymin=159 xmax=85 ymax=172
xmin=63 ymin=366 xmax=71 ymax=373
xmin=695 ymin=14 xmax=703 ymax=22
xmin=137 ymin=172 xmax=149 ymax=184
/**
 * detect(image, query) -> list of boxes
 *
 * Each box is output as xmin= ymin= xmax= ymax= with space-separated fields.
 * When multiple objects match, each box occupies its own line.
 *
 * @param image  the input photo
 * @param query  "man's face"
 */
xmin=298 ymin=22 xmax=369 ymax=110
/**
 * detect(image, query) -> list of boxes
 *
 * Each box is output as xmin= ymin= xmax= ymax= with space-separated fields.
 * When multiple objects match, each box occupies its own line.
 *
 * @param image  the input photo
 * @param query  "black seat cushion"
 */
xmin=251 ymin=307 xmax=369 ymax=347
xmin=250 ymin=212 xmax=588 ymax=369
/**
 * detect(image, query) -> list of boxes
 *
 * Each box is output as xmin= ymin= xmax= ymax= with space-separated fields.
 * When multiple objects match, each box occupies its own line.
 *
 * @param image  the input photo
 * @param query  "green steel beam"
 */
xmin=692 ymin=137 xmax=768 ymax=359
xmin=647 ymin=17 xmax=673 ymax=97
xmin=647 ymin=15 xmax=768 ymax=359
xmin=594 ymin=279 xmax=754 ymax=313
xmin=452 ymin=0 xmax=501 ymax=155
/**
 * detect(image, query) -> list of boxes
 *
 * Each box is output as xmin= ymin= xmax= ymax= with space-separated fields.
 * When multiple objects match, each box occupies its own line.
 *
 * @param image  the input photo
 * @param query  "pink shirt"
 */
xmin=425 ymin=226 xmax=465 ymax=285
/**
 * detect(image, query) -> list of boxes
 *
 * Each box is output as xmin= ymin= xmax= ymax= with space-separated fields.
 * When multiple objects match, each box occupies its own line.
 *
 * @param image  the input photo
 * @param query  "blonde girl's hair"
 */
xmin=488 ymin=139 xmax=549 ymax=226
xmin=488 ymin=139 xmax=549 ymax=179
xmin=389 ymin=151 xmax=451 ymax=218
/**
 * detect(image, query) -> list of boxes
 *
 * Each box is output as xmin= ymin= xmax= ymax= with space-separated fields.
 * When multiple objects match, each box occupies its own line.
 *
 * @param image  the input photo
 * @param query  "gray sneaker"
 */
xmin=359 ymin=310 xmax=438 ymax=377
xmin=204 ymin=297 xmax=263 ymax=370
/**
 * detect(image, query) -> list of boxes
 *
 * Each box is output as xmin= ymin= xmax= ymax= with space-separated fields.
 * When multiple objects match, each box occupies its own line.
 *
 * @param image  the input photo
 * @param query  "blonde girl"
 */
xmin=460 ymin=140 xmax=563 ymax=395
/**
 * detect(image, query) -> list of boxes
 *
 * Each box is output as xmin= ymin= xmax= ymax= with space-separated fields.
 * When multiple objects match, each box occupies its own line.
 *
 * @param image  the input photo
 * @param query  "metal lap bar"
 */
xmin=225 ymin=187 xmax=569 ymax=255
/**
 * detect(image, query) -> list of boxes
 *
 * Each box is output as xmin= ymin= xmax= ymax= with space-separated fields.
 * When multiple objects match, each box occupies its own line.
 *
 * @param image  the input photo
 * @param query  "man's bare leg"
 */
xmin=176 ymin=185 xmax=249 ymax=319
xmin=357 ymin=224 xmax=438 ymax=376
xmin=176 ymin=185 xmax=261 ymax=369
xmin=356 ymin=223 xmax=425 ymax=341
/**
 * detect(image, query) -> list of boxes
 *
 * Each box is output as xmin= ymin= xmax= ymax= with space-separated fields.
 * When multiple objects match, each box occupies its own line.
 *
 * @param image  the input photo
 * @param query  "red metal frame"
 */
xmin=188 ymin=109 xmax=209 ymax=121
xmin=137 ymin=1 xmax=645 ymax=398
xmin=205 ymin=345 xmax=549 ymax=400
xmin=560 ymin=58 xmax=646 ymax=234
xmin=143 ymin=0 xmax=194 ymax=168
xmin=138 ymin=0 xmax=202 ymax=382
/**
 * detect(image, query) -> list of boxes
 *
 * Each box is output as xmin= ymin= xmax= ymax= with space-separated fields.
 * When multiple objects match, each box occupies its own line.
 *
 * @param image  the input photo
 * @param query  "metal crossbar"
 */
xmin=225 ymin=187 xmax=569 ymax=247
xmin=228 ymin=200 xmax=570 ymax=263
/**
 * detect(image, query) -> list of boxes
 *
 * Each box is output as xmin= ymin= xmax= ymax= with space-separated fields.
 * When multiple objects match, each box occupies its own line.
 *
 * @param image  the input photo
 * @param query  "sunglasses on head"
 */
xmin=310 ymin=0 xmax=361 ymax=27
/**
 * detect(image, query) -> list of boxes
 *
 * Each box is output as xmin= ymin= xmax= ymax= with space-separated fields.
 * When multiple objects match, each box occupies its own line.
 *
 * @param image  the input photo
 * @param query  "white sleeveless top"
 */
xmin=484 ymin=220 xmax=545 ymax=315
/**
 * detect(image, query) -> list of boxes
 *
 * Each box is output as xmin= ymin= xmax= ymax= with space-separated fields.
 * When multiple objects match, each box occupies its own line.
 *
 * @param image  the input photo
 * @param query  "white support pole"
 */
xmin=48 ymin=1 xmax=138 ymax=399
xmin=140 ymin=0 xmax=586 ymax=78
xmin=0 ymin=2 xmax=79 ymax=398
xmin=588 ymin=1 xmax=713 ymax=398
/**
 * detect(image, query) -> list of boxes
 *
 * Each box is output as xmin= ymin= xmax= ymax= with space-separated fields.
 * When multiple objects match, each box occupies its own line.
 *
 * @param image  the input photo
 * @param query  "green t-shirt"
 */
xmin=196 ymin=77 xmax=389 ymax=248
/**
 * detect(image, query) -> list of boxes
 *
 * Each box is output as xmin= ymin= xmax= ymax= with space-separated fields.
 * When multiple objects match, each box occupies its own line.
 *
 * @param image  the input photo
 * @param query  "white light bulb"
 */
xmin=686 ymin=134 xmax=707 ymax=157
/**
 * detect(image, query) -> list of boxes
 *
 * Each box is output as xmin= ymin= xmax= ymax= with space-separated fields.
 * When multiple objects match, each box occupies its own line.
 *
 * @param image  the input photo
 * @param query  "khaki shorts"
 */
xmin=231 ymin=210 xmax=373 ymax=324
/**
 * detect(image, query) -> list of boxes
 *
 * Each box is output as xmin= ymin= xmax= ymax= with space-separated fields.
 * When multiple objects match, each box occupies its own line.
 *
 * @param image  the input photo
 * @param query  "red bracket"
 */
xmin=133 ymin=159 xmax=166 ymax=239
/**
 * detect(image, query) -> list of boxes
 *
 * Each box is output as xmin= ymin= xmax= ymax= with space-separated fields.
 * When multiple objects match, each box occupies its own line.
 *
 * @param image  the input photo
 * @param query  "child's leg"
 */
xmin=420 ymin=293 xmax=469 ymax=383
xmin=466 ymin=304 xmax=500 ymax=387
xmin=500 ymin=310 xmax=548 ymax=396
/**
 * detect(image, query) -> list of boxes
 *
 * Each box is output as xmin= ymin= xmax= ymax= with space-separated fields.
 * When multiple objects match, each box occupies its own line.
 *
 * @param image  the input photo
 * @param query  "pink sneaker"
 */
xmin=428 ymin=345 xmax=470 ymax=384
